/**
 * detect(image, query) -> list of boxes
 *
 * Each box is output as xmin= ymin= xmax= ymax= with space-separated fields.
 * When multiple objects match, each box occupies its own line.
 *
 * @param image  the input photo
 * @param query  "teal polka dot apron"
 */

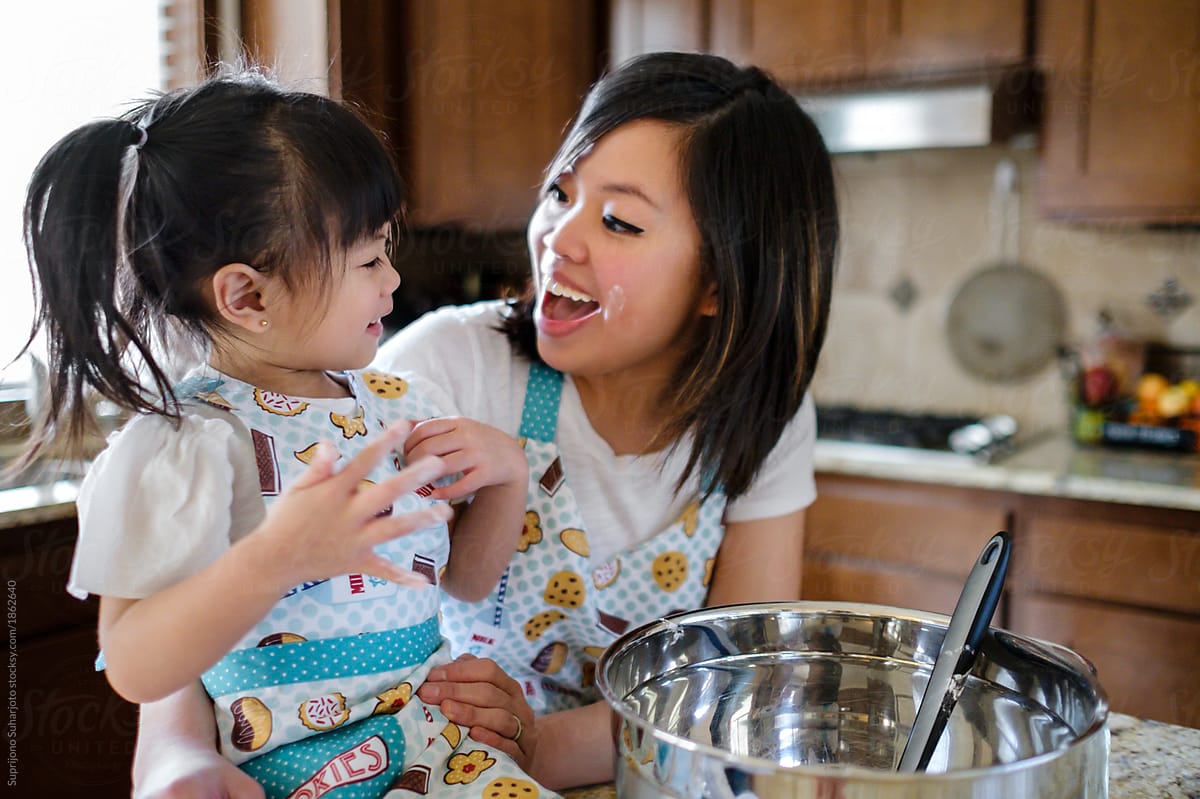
xmin=440 ymin=362 xmax=727 ymax=714
xmin=177 ymin=368 xmax=559 ymax=799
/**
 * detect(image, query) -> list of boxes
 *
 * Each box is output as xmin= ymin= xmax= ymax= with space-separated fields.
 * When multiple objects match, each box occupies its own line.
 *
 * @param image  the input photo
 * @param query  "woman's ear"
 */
xmin=210 ymin=264 xmax=268 ymax=331
xmin=698 ymin=281 xmax=718 ymax=317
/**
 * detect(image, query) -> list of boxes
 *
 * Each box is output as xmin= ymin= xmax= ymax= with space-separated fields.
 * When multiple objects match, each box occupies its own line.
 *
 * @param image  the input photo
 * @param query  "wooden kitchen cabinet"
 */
xmin=2 ymin=517 xmax=137 ymax=798
xmin=1009 ymin=496 xmax=1200 ymax=727
xmin=805 ymin=471 xmax=1200 ymax=727
xmin=1037 ymin=0 xmax=1200 ymax=222
xmin=338 ymin=1 xmax=600 ymax=230
xmin=803 ymin=474 xmax=1013 ymax=615
xmin=700 ymin=0 xmax=1029 ymax=88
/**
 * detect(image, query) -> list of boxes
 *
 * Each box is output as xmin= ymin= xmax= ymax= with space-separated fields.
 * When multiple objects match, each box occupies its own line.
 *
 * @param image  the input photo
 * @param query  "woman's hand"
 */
xmin=417 ymin=654 xmax=537 ymax=769
xmin=251 ymin=422 xmax=453 ymax=592
xmin=404 ymin=417 xmax=528 ymax=501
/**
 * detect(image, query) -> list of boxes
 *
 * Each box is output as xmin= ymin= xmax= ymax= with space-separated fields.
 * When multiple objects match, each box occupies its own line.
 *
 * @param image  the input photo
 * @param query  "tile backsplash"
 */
xmin=811 ymin=147 xmax=1200 ymax=435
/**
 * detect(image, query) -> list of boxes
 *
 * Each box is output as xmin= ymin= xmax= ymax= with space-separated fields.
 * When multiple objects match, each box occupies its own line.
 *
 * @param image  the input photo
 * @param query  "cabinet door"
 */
xmin=709 ymin=0 xmax=1026 ymax=88
xmin=710 ymin=0 xmax=869 ymax=86
xmin=803 ymin=475 xmax=1011 ymax=615
xmin=804 ymin=556 xmax=974 ymax=616
xmin=1010 ymin=593 xmax=1200 ymax=728
xmin=1038 ymin=0 xmax=1200 ymax=222
xmin=15 ymin=624 xmax=138 ymax=798
xmin=1013 ymin=502 xmax=1200 ymax=614
xmin=341 ymin=1 xmax=598 ymax=230
xmin=863 ymin=0 xmax=1027 ymax=77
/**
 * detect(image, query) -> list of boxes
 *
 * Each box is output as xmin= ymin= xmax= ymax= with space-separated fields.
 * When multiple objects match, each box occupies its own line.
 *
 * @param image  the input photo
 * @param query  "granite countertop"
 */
xmin=562 ymin=712 xmax=1200 ymax=798
xmin=814 ymin=432 xmax=1200 ymax=512
xmin=0 ymin=478 xmax=80 ymax=529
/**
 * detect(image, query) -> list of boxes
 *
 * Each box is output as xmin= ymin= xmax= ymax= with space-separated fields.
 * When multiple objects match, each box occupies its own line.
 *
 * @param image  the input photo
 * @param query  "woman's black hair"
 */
xmin=20 ymin=66 xmax=404 ymax=463
xmin=503 ymin=51 xmax=838 ymax=501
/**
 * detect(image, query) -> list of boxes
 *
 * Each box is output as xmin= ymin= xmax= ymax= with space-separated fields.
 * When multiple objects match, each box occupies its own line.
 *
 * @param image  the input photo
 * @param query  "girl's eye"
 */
xmin=363 ymin=256 xmax=386 ymax=269
xmin=546 ymin=182 xmax=568 ymax=204
xmin=603 ymin=215 xmax=644 ymax=234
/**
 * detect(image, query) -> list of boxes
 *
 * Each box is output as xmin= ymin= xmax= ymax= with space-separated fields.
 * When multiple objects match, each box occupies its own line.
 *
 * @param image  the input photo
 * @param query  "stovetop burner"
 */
xmin=816 ymin=405 xmax=1020 ymax=464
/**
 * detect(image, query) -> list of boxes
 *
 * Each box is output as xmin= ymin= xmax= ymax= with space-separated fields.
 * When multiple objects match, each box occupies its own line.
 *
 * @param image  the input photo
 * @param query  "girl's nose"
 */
xmin=383 ymin=261 xmax=401 ymax=293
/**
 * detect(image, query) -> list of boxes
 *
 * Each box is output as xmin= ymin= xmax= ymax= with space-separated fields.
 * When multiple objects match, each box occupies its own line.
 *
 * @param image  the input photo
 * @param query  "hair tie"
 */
xmin=129 ymin=121 xmax=148 ymax=151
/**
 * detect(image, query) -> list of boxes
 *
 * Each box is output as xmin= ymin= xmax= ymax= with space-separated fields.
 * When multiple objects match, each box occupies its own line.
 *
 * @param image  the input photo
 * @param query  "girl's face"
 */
xmin=528 ymin=120 xmax=711 ymax=385
xmin=261 ymin=229 xmax=399 ymax=390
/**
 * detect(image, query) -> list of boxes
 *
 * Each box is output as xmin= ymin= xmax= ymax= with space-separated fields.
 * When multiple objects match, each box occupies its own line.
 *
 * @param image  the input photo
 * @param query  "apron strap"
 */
xmin=519 ymin=360 xmax=564 ymax=442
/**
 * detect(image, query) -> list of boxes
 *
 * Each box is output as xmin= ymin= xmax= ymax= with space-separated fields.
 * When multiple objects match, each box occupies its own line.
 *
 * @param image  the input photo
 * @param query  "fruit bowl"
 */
xmin=1071 ymin=369 xmax=1200 ymax=453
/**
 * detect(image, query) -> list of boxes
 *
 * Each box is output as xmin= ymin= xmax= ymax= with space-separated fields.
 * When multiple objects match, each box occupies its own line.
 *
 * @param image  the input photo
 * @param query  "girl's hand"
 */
xmin=417 ymin=654 xmax=537 ymax=769
xmin=403 ymin=417 xmax=528 ymax=501
xmin=248 ymin=422 xmax=453 ymax=592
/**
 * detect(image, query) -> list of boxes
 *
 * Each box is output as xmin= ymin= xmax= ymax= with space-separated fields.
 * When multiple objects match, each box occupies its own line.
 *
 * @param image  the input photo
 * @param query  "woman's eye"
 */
xmin=603 ymin=215 xmax=644 ymax=234
xmin=546 ymin=182 xmax=568 ymax=204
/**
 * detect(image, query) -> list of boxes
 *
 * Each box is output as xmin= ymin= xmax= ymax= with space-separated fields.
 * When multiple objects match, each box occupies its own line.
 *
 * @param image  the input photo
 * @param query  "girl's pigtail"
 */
xmin=21 ymin=117 xmax=171 ymax=464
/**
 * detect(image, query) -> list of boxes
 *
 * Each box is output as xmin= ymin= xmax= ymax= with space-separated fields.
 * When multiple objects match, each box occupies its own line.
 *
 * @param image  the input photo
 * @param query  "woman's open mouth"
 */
xmin=539 ymin=278 xmax=600 ymax=323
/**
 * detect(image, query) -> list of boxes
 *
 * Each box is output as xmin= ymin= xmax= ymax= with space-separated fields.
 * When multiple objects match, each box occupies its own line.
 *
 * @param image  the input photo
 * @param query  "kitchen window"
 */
xmin=0 ymin=0 xmax=164 ymax=384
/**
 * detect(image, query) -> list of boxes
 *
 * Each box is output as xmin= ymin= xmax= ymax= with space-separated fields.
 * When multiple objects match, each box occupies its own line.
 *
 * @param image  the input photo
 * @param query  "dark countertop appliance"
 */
xmin=816 ymin=405 xmax=1020 ymax=466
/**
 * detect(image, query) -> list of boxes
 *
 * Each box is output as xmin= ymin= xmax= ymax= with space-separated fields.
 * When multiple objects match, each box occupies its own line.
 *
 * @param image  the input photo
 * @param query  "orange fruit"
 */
xmin=1136 ymin=373 xmax=1170 ymax=405
xmin=1157 ymin=385 xmax=1191 ymax=418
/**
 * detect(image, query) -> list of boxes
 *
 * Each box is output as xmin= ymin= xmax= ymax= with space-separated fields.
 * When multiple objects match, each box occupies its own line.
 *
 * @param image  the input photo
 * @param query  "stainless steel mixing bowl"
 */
xmin=597 ymin=602 xmax=1109 ymax=798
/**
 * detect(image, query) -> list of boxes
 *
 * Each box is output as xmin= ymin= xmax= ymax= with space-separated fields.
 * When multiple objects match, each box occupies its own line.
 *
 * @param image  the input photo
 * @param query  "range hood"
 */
xmin=796 ymin=72 xmax=1041 ymax=154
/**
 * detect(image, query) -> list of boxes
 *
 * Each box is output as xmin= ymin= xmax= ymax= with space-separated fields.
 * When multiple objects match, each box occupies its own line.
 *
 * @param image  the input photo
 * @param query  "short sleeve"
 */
xmin=68 ymin=412 xmax=252 ymax=600
xmin=723 ymin=393 xmax=818 ymax=523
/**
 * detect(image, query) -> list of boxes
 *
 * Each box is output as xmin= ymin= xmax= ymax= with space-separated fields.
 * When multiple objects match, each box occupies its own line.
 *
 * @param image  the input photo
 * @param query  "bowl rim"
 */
xmin=596 ymin=599 xmax=1110 ymax=782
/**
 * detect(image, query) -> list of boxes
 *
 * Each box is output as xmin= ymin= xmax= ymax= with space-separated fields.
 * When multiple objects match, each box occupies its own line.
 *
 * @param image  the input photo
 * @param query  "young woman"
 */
xmin=25 ymin=68 xmax=549 ymax=798
xmin=133 ymin=50 xmax=838 ymax=795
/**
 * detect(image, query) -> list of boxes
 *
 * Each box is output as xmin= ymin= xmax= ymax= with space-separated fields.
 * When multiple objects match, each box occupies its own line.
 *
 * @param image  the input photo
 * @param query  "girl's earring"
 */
xmin=259 ymin=319 xmax=269 ymax=329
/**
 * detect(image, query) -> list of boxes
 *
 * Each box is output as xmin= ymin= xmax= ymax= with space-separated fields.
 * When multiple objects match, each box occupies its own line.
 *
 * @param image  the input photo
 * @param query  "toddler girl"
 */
xmin=22 ymin=68 xmax=550 ymax=799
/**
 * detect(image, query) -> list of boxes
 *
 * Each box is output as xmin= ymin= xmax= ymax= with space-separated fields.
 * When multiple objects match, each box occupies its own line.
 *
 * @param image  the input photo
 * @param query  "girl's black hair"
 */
xmin=21 ymin=67 xmax=404 ymax=462
xmin=503 ymin=51 xmax=838 ymax=501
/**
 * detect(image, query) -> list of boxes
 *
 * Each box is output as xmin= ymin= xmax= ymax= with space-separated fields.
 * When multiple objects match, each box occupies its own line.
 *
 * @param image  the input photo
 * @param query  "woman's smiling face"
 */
xmin=527 ymin=119 xmax=712 ymax=384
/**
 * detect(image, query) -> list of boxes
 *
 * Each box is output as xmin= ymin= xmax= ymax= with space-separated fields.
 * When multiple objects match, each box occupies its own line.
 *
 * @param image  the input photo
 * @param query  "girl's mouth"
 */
xmin=540 ymin=278 xmax=600 ymax=322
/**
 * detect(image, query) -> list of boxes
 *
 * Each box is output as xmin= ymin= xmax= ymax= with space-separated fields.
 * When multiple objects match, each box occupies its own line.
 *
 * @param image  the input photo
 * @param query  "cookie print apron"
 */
xmin=440 ymin=362 xmax=727 ymax=714
xmin=176 ymin=368 xmax=558 ymax=799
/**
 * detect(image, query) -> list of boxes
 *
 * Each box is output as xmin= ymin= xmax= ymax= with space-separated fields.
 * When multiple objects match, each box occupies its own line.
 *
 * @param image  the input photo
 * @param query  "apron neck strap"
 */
xmin=519 ymin=360 xmax=564 ymax=442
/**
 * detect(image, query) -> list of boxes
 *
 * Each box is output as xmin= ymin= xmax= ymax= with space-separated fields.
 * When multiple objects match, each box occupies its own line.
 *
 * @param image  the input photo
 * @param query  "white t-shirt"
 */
xmin=374 ymin=301 xmax=817 ymax=563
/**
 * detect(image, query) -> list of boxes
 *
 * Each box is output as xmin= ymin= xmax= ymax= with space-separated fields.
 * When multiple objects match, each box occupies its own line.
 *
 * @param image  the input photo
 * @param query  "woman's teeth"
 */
xmin=547 ymin=279 xmax=596 ymax=304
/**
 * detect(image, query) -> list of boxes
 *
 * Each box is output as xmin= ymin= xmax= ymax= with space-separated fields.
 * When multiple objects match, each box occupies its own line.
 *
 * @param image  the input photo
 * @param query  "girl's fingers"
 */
xmin=351 ymin=455 xmax=446 ymax=517
xmin=356 ymin=553 xmax=429 ymax=588
xmin=402 ymin=418 xmax=459 ymax=456
xmin=361 ymin=504 xmax=452 ymax=549
xmin=337 ymin=422 xmax=413 ymax=485
xmin=429 ymin=474 xmax=484 ymax=502
xmin=289 ymin=441 xmax=338 ymax=489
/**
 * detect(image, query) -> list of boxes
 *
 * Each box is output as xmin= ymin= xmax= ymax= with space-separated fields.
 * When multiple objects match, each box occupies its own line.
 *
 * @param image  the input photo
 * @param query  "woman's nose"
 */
xmin=542 ymin=209 xmax=587 ymax=264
